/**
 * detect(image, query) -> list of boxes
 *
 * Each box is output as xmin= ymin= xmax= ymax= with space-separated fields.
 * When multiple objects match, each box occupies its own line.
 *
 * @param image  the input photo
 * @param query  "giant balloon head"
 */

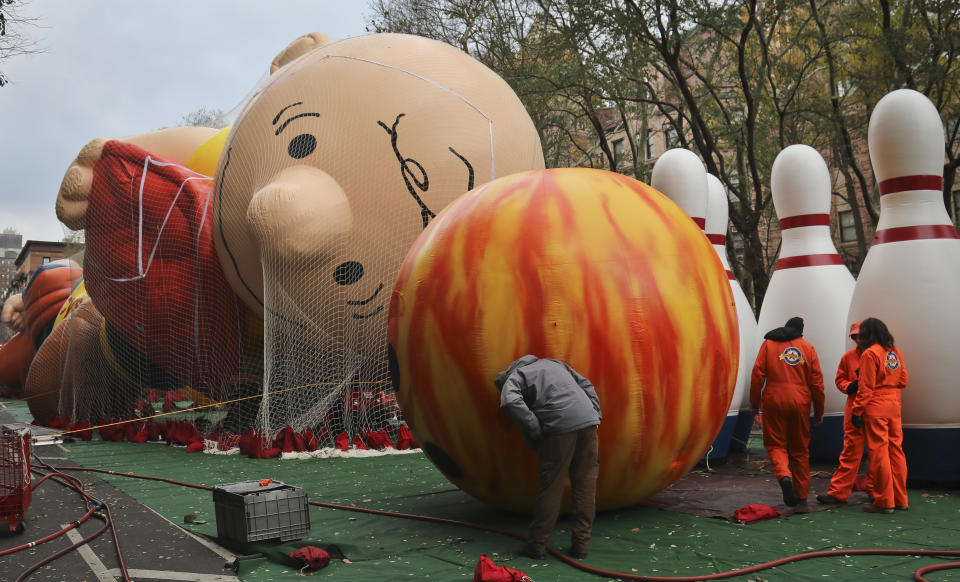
xmin=211 ymin=33 xmax=545 ymax=358
xmin=389 ymin=168 xmax=738 ymax=512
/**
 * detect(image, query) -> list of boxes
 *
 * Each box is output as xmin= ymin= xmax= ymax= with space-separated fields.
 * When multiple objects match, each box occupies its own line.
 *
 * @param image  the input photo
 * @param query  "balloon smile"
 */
xmin=348 ymin=283 xmax=385 ymax=319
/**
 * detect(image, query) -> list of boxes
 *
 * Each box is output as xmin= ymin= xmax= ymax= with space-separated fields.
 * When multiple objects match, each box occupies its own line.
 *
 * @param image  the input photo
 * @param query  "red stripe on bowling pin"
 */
xmin=776 ymin=254 xmax=844 ymax=270
xmin=879 ymin=174 xmax=943 ymax=196
xmin=873 ymin=224 xmax=959 ymax=244
xmin=707 ymin=234 xmax=726 ymax=245
xmin=779 ymin=213 xmax=830 ymax=230
xmin=873 ymin=175 xmax=957 ymax=243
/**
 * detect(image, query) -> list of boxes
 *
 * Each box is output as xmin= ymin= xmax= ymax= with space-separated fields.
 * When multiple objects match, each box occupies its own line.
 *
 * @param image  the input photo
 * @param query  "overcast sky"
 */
xmin=0 ymin=1 xmax=370 ymax=242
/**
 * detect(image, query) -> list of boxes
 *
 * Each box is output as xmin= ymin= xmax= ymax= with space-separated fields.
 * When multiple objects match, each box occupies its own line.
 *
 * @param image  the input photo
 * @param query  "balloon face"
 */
xmin=212 ymin=34 xmax=544 ymax=359
xmin=389 ymin=168 xmax=739 ymax=512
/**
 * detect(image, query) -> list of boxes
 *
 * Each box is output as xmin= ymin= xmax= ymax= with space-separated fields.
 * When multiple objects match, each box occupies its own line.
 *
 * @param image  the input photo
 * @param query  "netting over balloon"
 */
xmin=31 ymin=144 xmax=412 ymax=456
xmin=21 ymin=33 xmax=545 ymax=458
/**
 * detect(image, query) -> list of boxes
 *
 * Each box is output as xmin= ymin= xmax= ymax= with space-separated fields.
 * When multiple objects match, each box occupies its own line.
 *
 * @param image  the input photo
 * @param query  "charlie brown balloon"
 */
xmin=212 ymin=33 xmax=545 ymax=363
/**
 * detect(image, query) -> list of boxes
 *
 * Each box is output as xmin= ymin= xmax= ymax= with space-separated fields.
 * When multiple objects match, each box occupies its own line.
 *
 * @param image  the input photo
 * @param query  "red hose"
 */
xmin=15 ymin=518 xmax=111 ymax=582
xmin=28 ymin=460 xmax=133 ymax=582
xmin=0 ymin=505 xmax=97 ymax=557
xmin=915 ymin=561 xmax=960 ymax=582
xmin=49 ymin=465 xmax=960 ymax=581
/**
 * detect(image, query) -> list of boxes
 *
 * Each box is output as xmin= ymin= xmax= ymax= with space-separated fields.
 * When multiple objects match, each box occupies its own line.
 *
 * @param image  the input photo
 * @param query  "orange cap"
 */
xmin=849 ymin=321 xmax=861 ymax=337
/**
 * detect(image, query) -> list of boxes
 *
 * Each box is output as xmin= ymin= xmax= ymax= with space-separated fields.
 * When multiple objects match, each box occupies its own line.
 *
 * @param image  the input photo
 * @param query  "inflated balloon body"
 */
xmin=25 ymin=299 xmax=122 ymax=425
xmin=77 ymin=139 xmax=243 ymax=391
xmin=0 ymin=332 xmax=34 ymax=395
xmin=389 ymin=168 xmax=738 ymax=512
xmin=0 ymin=294 xmax=32 ymax=394
xmin=21 ymin=260 xmax=83 ymax=349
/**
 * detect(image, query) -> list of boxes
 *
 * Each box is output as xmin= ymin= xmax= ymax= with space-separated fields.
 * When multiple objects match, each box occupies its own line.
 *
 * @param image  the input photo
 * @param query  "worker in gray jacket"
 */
xmin=495 ymin=354 xmax=602 ymax=561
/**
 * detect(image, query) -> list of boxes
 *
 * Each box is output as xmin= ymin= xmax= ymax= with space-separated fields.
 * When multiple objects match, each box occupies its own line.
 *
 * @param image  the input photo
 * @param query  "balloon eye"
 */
xmin=333 ymin=261 xmax=364 ymax=285
xmin=288 ymin=133 xmax=317 ymax=159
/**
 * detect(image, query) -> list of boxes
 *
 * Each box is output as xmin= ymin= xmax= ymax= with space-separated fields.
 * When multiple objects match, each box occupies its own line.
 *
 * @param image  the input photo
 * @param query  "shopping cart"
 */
xmin=0 ymin=425 xmax=31 ymax=533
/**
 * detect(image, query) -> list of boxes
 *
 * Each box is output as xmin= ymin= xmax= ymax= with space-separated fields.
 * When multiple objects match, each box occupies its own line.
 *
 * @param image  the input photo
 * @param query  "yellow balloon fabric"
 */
xmin=185 ymin=126 xmax=231 ymax=176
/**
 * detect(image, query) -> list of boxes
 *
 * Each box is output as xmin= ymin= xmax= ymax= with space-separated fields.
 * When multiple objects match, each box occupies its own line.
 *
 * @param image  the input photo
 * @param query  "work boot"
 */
xmin=816 ymin=493 xmax=846 ymax=505
xmin=517 ymin=544 xmax=546 ymax=560
xmin=894 ymin=505 xmax=909 ymax=511
xmin=779 ymin=476 xmax=798 ymax=507
xmin=863 ymin=503 xmax=894 ymax=514
xmin=568 ymin=543 xmax=588 ymax=560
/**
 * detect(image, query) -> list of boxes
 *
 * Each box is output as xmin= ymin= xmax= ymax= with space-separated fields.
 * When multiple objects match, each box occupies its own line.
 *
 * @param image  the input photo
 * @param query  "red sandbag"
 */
xmin=472 ymin=554 xmax=532 ymax=582
xmin=352 ymin=434 xmax=369 ymax=450
xmin=734 ymin=503 xmax=781 ymax=523
xmin=334 ymin=430 xmax=349 ymax=451
xmin=289 ymin=546 xmax=330 ymax=570
xmin=365 ymin=429 xmax=394 ymax=449
xmin=396 ymin=424 xmax=417 ymax=450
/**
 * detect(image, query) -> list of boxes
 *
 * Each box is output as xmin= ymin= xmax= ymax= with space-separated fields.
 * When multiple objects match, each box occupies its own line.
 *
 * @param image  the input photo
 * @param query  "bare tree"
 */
xmin=366 ymin=0 xmax=960 ymax=309
xmin=0 ymin=0 xmax=44 ymax=87
xmin=180 ymin=106 xmax=228 ymax=129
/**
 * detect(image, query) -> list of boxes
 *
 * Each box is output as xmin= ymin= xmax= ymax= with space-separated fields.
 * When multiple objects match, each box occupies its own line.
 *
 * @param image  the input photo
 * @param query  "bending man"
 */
xmin=495 ymin=355 xmax=601 ymax=560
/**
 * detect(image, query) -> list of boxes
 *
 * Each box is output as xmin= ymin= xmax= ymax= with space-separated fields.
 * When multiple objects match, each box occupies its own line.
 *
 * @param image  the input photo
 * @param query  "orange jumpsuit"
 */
xmin=852 ymin=344 xmax=908 ymax=510
xmin=750 ymin=338 xmax=825 ymax=501
xmin=826 ymin=348 xmax=872 ymax=501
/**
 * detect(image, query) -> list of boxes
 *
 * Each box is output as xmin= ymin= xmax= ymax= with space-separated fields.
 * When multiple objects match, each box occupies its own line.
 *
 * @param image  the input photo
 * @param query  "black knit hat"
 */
xmin=785 ymin=316 xmax=804 ymax=334
xmin=764 ymin=316 xmax=805 ymax=341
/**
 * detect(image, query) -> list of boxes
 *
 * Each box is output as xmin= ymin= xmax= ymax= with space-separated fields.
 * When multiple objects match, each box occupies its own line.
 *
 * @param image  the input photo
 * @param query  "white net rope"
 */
xmin=28 ymin=34 xmax=544 ymax=456
xmin=42 ymin=153 xmax=406 ymax=453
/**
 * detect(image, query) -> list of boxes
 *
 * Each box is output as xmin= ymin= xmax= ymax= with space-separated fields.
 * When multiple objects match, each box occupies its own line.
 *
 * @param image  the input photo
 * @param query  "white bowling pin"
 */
xmin=847 ymin=88 xmax=960 ymax=481
xmin=757 ymin=144 xmax=856 ymax=460
xmin=706 ymin=174 xmax=757 ymax=458
xmin=651 ymin=148 xmax=708 ymax=230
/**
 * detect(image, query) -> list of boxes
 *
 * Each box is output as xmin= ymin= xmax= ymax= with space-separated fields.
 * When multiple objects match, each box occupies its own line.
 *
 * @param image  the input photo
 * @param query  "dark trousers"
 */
xmin=527 ymin=426 xmax=599 ymax=551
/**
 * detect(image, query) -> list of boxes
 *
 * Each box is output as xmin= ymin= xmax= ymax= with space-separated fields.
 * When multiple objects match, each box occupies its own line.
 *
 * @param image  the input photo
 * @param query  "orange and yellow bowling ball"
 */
xmin=388 ymin=167 xmax=738 ymax=512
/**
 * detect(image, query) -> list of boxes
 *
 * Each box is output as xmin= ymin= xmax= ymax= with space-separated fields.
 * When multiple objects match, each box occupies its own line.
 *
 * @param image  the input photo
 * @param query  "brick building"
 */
xmin=8 ymin=240 xmax=72 ymax=298
xmin=0 ymin=231 xmax=24 ymax=302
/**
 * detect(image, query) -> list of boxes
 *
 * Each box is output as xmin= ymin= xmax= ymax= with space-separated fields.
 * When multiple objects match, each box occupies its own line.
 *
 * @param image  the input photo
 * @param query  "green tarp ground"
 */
xmin=4 ymin=397 xmax=960 ymax=581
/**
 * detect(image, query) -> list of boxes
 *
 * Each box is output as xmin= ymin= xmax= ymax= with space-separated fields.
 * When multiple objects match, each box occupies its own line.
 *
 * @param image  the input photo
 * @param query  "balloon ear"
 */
xmin=57 ymin=138 xmax=108 ymax=230
xmin=271 ymin=32 xmax=334 ymax=73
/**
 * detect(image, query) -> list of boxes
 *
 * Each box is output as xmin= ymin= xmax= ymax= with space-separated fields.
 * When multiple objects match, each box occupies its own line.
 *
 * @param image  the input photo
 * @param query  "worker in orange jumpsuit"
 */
xmin=750 ymin=316 xmax=825 ymax=511
xmin=818 ymin=321 xmax=873 ymax=505
xmin=850 ymin=317 xmax=909 ymax=514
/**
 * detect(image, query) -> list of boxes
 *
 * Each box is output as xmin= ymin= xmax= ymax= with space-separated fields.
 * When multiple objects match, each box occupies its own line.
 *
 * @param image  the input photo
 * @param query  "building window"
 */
xmin=612 ymin=139 xmax=624 ymax=163
xmin=839 ymin=210 xmax=856 ymax=242
xmin=42 ymin=256 xmax=51 ymax=264
xmin=646 ymin=132 xmax=655 ymax=158
xmin=665 ymin=126 xmax=678 ymax=149
xmin=731 ymin=226 xmax=745 ymax=253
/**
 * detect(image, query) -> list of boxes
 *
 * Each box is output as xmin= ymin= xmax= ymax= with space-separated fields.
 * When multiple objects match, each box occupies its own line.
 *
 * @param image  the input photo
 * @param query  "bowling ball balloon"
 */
xmin=389 ymin=167 xmax=738 ymax=512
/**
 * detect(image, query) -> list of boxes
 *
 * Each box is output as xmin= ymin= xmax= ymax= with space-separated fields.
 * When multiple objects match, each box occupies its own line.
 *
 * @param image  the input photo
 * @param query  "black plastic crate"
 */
xmin=213 ymin=480 xmax=310 ymax=544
